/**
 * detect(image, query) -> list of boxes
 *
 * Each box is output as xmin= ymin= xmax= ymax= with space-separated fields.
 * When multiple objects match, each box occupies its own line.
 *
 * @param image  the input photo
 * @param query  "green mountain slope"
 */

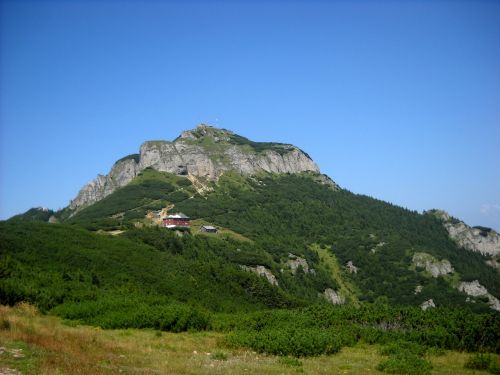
xmin=5 ymin=168 xmax=497 ymax=314
xmin=3 ymin=126 xmax=499 ymax=317
xmin=0 ymin=220 xmax=311 ymax=327
xmin=173 ymin=172 xmax=499 ymax=310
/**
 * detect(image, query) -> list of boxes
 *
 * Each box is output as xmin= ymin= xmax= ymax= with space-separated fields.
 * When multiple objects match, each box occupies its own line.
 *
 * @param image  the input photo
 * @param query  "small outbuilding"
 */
xmin=200 ymin=225 xmax=218 ymax=233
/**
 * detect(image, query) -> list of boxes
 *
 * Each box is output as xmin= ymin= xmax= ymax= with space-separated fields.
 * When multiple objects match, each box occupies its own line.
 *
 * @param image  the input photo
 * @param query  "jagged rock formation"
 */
xmin=240 ymin=265 xmax=279 ymax=286
xmin=70 ymin=124 xmax=322 ymax=211
xmin=323 ymin=288 xmax=345 ymax=305
xmin=427 ymin=209 xmax=500 ymax=257
xmin=412 ymin=252 xmax=453 ymax=278
xmin=458 ymin=280 xmax=500 ymax=311
xmin=69 ymin=157 xmax=139 ymax=210
xmin=445 ymin=222 xmax=500 ymax=257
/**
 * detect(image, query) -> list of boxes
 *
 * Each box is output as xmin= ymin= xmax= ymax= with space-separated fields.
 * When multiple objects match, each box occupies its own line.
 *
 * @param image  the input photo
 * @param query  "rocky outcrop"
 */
xmin=420 ymin=299 xmax=435 ymax=311
xmin=412 ymin=252 xmax=453 ymax=278
xmin=346 ymin=261 xmax=358 ymax=274
xmin=48 ymin=215 xmax=58 ymax=224
xmin=426 ymin=209 xmax=500 ymax=256
xmin=486 ymin=259 xmax=500 ymax=269
xmin=287 ymin=254 xmax=310 ymax=274
xmin=240 ymin=265 xmax=279 ymax=286
xmin=69 ymin=157 xmax=139 ymax=210
xmin=323 ymin=288 xmax=345 ymax=305
xmin=70 ymin=124 xmax=321 ymax=211
xmin=444 ymin=222 xmax=500 ymax=257
xmin=370 ymin=242 xmax=386 ymax=254
xmin=459 ymin=280 xmax=500 ymax=311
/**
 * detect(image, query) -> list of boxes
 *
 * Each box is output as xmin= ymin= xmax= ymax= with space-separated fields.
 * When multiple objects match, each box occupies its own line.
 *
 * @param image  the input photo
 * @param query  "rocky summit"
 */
xmin=70 ymin=124 xmax=320 ymax=211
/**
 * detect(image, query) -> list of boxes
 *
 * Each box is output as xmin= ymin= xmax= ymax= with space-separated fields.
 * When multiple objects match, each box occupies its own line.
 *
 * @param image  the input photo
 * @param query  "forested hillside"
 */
xmin=4 ymin=168 xmax=498 ymax=314
xmin=174 ymin=172 xmax=499 ymax=310
xmin=2 ymin=146 xmax=500 ymax=374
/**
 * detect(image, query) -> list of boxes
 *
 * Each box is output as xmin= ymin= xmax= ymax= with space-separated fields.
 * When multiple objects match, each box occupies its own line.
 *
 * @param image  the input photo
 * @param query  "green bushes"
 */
xmin=225 ymin=327 xmax=350 ymax=357
xmin=379 ymin=340 xmax=428 ymax=357
xmin=465 ymin=353 xmax=492 ymax=370
xmin=464 ymin=353 xmax=500 ymax=374
xmin=213 ymin=304 xmax=500 ymax=358
xmin=213 ymin=304 xmax=500 ymax=357
xmin=376 ymin=353 xmax=432 ymax=375
xmin=53 ymin=297 xmax=210 ymax=332
xmin=377 ymin=340 xmax=432 ymax=375
xmin=490 ymin=362 xmax=500 ymax=375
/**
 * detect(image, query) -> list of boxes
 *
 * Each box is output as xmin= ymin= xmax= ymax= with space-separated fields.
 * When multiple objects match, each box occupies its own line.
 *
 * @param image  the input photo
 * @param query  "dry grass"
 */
xmin=0 ymin=303 xmax=123 ymax=374
xmin=0 ymin=304 xmax=496 ymax=375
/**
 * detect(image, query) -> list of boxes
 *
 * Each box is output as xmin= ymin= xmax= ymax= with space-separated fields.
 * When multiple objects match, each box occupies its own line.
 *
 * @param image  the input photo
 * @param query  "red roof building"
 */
xmin=163 ymin=213 xmax=191 ymax=228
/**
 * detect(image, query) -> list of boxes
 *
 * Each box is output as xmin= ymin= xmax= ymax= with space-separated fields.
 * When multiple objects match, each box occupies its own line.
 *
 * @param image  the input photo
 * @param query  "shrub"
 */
xmin=0 ymin=317 xmax=10 ymax=330
xmin=376 ymin=353 xmax=432 ymax=375
xmin=279 ymin=357 xmax=303 ymax=366
xmin=211 ymin=351 xmax=227 ymax=361
xmin=379 ymin=340 xmax=427 ymax=357
xmin=464 ymin=353 xmax=492 ymax=370
xmin=225 ymin=327 xmax=356 ymax=357
xmin=489 ymin=361 xmax=500 ymax=375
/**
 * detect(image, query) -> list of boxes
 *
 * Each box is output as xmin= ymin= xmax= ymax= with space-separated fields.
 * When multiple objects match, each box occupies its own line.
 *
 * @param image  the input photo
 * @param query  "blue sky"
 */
xmin=1 ymin=0 xmax=499 ymax=230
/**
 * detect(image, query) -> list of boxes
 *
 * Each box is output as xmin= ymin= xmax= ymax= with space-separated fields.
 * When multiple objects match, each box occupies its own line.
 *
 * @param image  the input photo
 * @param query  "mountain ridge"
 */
xmin=69 ymin=124 xmax=321 ymax=211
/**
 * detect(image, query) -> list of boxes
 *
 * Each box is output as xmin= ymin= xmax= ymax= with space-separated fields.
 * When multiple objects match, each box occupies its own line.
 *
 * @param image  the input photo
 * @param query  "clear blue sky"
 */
xmin=1 ymin=0 xmax=499 ymax=230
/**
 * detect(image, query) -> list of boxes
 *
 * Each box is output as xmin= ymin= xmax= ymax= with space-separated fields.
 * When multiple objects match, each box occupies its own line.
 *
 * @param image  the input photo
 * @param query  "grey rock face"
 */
xmin=412 ymin=252 xmax=453 ymax=278
xmin=69 ymin=124 xmax=321 ymax=211
xmin=287 ymin=253 xmax=310 ymax=274
xmin=444 ymin=222 xmax=500 ymax=256
xmin=426 ymin=209 xmax=500 ymax=256
xmin=69 ymin=157 xmax=139 ymax=210
xmin=459 ymin=280 xmax=500 ymax=311
xmin=323 ymin=288 xmax=345 ymax=305
xmin=240 ymin=265 xmax=278 ymax=286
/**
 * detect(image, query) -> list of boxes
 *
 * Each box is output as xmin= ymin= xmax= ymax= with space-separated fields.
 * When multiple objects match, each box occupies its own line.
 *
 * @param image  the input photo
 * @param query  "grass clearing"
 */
xmin=314 ymin=244 xmax=360 ymax=306
xmin=0 ymin=304 xmax=497 ymax=375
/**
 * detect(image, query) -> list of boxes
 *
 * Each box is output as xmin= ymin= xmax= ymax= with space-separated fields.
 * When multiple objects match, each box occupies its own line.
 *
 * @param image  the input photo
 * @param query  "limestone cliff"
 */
xmin=69 ymin=124 xmax=322 ymax=211
xmin=426 ymin=209 xmax=500 ymax=257
xmin=458 ymin=280 xmax=500 ymax=312
xmin=412 ymin=252 xmax=454 ymax=278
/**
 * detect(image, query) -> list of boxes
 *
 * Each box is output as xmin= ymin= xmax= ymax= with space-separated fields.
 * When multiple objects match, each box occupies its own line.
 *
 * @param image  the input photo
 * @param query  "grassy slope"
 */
xmin=313 ymin=244 xmax=360 ymax=306
xmin=1 ymin=304 xmax=497 ymax=375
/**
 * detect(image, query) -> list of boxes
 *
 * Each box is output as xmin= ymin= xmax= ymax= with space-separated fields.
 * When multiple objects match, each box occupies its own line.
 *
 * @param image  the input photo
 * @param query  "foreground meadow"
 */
xmin=0 ymin=304 xmax=497 ymax=375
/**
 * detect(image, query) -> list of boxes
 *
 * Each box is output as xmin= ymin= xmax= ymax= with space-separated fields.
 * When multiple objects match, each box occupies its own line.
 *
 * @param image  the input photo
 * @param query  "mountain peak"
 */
xmin=179 ymin=124 xmax=234 ymax=140
xmin=69 ymin=125 xmax=322 ymax=211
